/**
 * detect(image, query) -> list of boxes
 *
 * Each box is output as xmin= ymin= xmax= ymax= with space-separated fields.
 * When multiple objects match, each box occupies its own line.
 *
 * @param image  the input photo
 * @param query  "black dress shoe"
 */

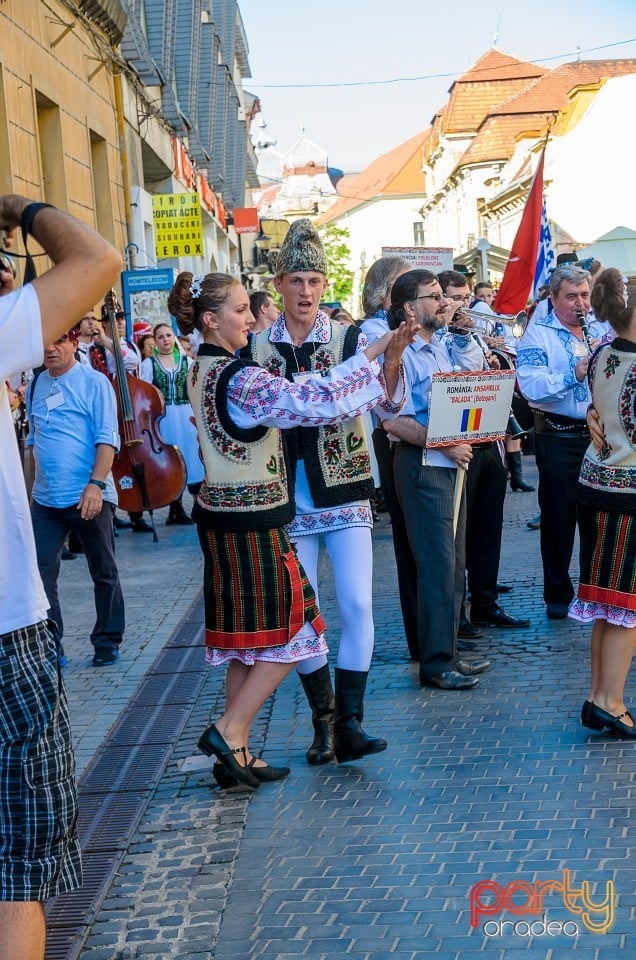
xmin=457 ymin=658 xmax=491 ymax=676
xmin=546 ymin=603 xmax=569 ymax=619
xmin=587 ymin=703 xmax=636 ymax=738
xmin=471 ymin=605 xmax=530 ymax=628
xmin=580 ymin=700 xmax=604 ymax=730
xmin=496 ymin=583 xmax=512 ymax=594
xmin=248 ymin=759 xmax=290 ymax=782
xmin=457 ymin=640 xmax=477 ymax=652
xmin=213 ymin=758 xmax=290 ymax=788
xmin=113 ymin=515 xmax=132 ymax=529
xmin=132 ymin=518 xmax=154 ymax=533
xmin=198 ymin=724 xmax=260 ymax=788
xmin=458 ymin=619 xmax=483 ymax=640
xmin=92 ymin=647 xmax=120 ymax=667
xmin=420 ymin=670 xmax=479 ymax=690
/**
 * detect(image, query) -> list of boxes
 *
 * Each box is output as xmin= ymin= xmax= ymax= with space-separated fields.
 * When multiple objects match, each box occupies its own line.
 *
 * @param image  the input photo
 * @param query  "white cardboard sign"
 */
xmin=381 ymin=246 xmax=454 ymax=272
xmin=426 ymin=370 xmax=516 ymax=447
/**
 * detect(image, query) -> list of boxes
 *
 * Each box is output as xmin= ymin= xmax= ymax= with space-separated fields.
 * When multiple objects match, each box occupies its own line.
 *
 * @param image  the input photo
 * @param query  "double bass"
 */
xmin=103 ymin=291 xmax=186 ymax=534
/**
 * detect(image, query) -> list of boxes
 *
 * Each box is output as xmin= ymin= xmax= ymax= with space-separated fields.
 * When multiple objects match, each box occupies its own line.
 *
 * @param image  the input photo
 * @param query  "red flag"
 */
xmin=494 ymin=147 xmax=546 ymax=316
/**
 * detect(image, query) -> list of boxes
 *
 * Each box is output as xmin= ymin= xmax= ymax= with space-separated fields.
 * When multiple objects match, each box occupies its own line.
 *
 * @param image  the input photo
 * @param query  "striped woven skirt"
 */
xmin=197 ymin=525 xmax=327 ymax=660
xmin=570 ymin=504 xmax=636 ymax=626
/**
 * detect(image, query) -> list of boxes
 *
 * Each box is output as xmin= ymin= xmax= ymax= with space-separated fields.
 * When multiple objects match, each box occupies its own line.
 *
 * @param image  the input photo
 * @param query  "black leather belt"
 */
xmin=533 ymin=410 xmax=589 ymax=436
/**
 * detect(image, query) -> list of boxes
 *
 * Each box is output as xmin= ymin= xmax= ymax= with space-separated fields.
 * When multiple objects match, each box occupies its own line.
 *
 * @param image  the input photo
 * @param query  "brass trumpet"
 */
xmin=450 ymin=308 xmax=528 ymax=339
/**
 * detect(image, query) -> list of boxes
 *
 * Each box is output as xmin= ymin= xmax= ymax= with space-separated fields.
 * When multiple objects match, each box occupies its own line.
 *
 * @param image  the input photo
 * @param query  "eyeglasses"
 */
xmin=411 ymin=293 xmax=444 ymax=303
xmin=448 ymin=294 xmax=471 ymax=303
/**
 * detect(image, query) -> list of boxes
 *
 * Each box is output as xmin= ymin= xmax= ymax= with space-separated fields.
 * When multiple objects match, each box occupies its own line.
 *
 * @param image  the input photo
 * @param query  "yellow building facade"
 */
xmin=0 ymin=0 xmax=127 ymax=264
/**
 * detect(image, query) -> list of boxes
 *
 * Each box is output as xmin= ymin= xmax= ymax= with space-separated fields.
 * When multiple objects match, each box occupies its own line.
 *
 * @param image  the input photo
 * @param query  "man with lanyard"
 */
xmin=26 ymin=324 xmax=125 ymax=667
xmin=384 ymin=269 xmax=491 ymax=689
xmin=516 ymin=264 xmax=609 ymax=619
xmin=0 ymin=194 xmax=121 ymax=960
xmin=244 ymin=219 xmax=405 ymax=766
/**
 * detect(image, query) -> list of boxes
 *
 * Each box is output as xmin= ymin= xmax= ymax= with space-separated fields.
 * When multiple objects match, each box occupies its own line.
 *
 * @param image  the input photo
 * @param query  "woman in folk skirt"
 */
xmin=167 ymin=271 xmax=414 ymax=787
xmin=140 ymin=323 xmax=204 ymax=524
xmin=572 ymin=268 xmax=636 ymax=737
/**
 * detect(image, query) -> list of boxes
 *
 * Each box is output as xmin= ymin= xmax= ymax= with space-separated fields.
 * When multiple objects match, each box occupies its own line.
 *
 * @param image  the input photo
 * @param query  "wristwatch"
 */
xmin=88 ymin=478 xmax=107 ymax=490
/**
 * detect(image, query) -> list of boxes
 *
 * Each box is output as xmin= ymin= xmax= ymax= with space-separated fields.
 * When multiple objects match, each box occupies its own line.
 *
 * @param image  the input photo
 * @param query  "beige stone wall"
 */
xmin=0 ymin=0 xmax=126 ymax=254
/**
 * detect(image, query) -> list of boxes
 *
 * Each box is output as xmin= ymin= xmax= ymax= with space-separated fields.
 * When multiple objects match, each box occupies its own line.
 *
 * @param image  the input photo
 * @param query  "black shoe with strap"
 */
xmin=586 ymin=703 xmax=636 ymax=738
xmin=198 ymin=724 xmax=260 ymax=788
xmin=213 ymin=758 xmax=290 ymax=788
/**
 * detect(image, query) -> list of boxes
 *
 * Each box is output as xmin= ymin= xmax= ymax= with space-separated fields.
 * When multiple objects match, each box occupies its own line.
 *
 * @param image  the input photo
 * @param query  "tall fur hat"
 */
xmin=274 ymin=218 xmax=328 ymax=277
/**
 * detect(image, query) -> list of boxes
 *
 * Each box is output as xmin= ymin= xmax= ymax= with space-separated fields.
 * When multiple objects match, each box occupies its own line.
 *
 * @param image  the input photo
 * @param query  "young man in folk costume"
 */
xmin=243 ymin=219 xmax=405 ymax=764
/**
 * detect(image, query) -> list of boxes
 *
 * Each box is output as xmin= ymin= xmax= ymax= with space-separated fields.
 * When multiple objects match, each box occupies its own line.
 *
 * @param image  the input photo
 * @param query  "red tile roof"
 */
xmin=453 ymin=58 xmax=636 ymax=172
xmin=491 ymin=59 xmax=636 ymax=116
xmin=442 ymin=49 xmax=547 ymax=135
xmin=318 ymin=129 xmax=429 ymax=225
xmin=459 ymin=115 xmax=548 ymax=166
xmin=455 ymin=49 xmax=549 ymax=84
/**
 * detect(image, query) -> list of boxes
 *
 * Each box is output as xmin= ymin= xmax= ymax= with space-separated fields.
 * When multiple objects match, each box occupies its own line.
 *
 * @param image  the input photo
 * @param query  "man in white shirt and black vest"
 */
xmin=243 ymin=219 xmax=404 ymax=766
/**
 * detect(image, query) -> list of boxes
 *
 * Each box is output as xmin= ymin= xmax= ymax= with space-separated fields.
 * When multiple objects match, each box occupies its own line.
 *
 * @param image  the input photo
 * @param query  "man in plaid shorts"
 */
xmin=0 ymin=195 xmax=121 ymax=959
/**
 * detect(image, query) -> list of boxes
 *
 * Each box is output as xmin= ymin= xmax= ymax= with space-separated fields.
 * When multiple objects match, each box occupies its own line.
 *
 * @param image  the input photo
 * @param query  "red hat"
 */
xmin=133 ymin=321 xmax=152 ymax=341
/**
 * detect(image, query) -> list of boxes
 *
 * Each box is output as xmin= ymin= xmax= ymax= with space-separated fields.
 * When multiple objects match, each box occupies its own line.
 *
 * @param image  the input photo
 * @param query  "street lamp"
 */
xmin=476 ymin=237 xmax=491 ymax=281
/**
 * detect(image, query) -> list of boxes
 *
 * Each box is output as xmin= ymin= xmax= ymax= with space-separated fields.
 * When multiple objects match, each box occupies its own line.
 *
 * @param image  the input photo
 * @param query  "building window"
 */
xmin=36 ymin=91 xmax=67 ymax=207
xmin=90 ymin=130 xmax=115 ymax=245
xmin=413 ymin=221 xmax=425 ymax=246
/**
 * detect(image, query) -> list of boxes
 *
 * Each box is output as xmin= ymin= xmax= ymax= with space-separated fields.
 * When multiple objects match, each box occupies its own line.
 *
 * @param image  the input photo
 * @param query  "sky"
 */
xmin=239 ymin=0 xmax=636 ymax=173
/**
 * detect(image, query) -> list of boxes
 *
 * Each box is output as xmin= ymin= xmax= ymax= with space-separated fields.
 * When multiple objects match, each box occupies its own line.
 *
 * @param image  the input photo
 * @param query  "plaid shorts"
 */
xmin=0 ymin=620 xmax=82 ymax=900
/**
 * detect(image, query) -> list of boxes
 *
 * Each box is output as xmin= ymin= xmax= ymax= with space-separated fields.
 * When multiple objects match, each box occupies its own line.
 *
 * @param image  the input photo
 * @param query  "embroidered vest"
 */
xmin=188 ymin=347 xmax=294 ymax=532
xmin=247 ymin=322 xmax=373 ymax=507
xmin=150 ymin=354 xmax=190 ymax=404
xmin=578 ymin=339 xmax=636 ymax=515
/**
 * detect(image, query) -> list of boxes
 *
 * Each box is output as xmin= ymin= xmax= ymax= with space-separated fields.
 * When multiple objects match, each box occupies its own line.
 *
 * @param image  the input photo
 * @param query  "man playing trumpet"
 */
xmin=439 ymin=270 xmax=530 ymax=633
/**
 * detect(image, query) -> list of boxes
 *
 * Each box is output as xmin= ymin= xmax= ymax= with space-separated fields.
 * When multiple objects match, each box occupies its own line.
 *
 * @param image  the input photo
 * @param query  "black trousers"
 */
xmin=465 ymin=443 xmax=508 ymax=617
xmin=31 ymin=500 xmax=125 ymax=652
xmin=372 ymin=428 xmax=418 ymax=659
xmin=394 ymin=444 xmax=466 ymax=679
xmin=534 ymin=431 xmax=589 ymax=605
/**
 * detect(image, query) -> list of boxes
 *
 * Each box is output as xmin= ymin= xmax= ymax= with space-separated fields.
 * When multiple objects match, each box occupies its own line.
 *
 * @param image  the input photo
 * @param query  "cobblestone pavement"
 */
xmin=50 ymin=465 xmax=636 ymax=960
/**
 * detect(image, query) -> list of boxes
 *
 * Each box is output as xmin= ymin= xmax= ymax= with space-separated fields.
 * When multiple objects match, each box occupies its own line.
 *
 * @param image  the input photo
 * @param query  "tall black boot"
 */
xmin=299 ymin=664 xmax=335 ymax=765
xmin=506 ymin=451 xmax=535 ymax=492
xmin=166 ymin=496 xmax=194 ymax=525
xmin=333 ymin=668 xmax=387 ymax=763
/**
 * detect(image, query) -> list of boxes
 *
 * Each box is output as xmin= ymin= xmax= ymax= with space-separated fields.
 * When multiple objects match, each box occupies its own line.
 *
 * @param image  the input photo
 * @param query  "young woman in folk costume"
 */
xmin=574 ymin=269 xmax=636 ymax=738
xmin=167 ymin=271 xmax=415 ymax=788
xmin=140 ymin=322 xmax=204 ymax=524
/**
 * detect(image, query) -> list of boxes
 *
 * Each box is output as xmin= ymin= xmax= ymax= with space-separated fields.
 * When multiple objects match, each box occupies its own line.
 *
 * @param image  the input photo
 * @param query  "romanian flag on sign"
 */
xmin=461 ymin=408 xmax=483 ymax=431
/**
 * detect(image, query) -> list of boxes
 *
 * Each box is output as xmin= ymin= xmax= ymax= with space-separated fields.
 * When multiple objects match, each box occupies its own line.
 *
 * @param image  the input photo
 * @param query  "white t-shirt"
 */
xmin=0 ymin=284 xmax=49 ymax=634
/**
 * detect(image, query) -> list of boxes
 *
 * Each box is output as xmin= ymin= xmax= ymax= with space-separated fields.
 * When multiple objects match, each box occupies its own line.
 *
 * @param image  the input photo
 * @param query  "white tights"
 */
xmin=294 ymin=526 xmax=374 ymax=674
